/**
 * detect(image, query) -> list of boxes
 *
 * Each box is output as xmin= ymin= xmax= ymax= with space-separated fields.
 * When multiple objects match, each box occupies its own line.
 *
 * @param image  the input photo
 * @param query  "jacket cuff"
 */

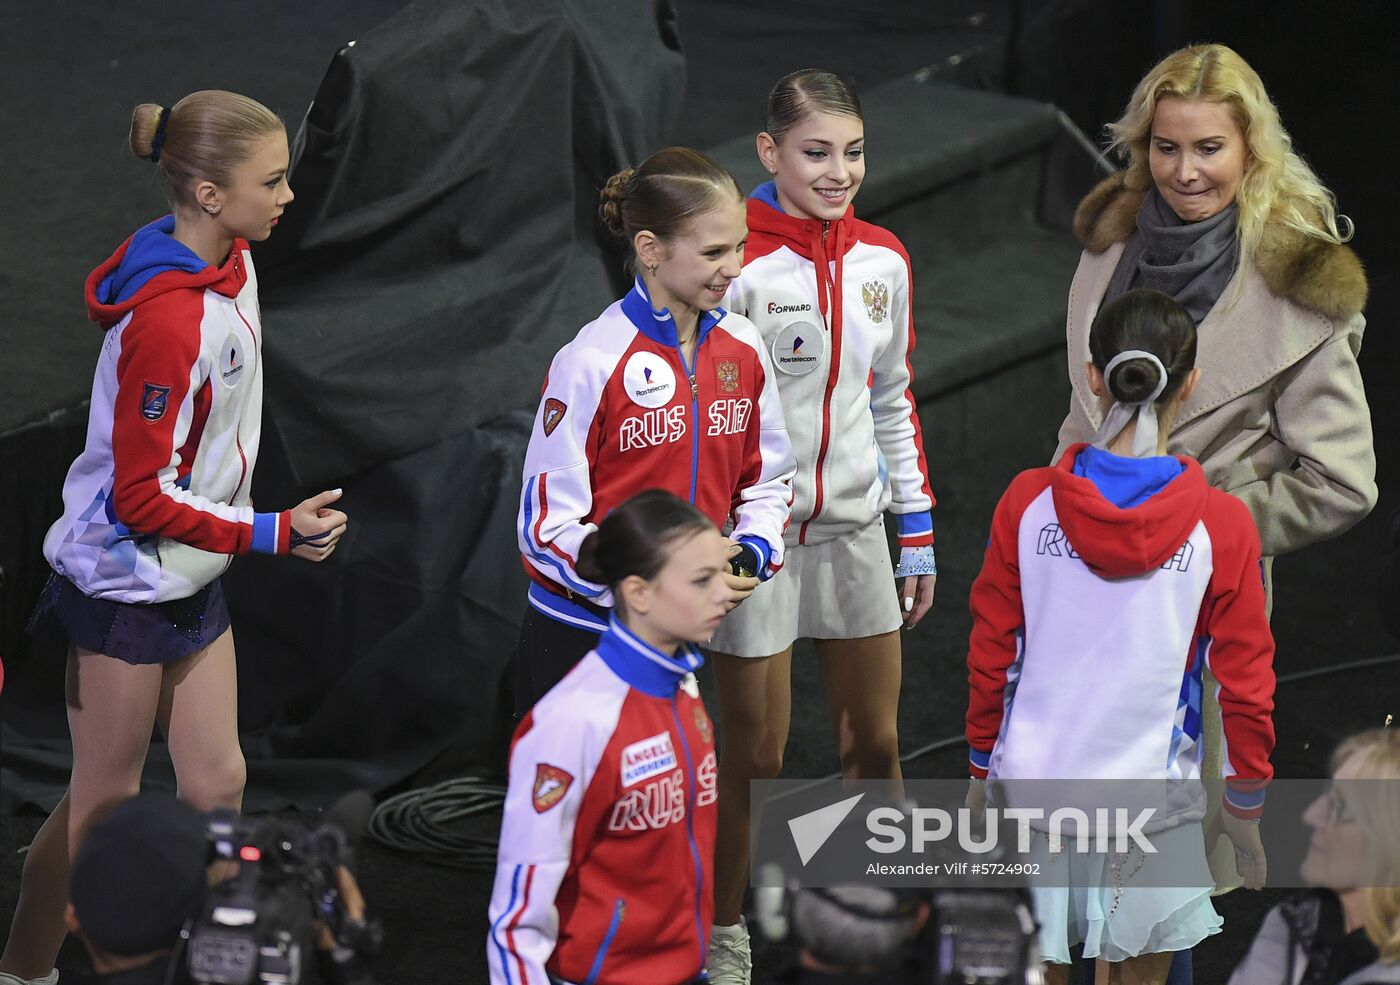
xmin=895 ymin=511 xmax=934 ymax=547
xmin=1223 ymin=780 xmax=1267 ymax=820
xmin=251 ymin=511 xmax=292 ymax=555
xmin=736 ymin=535 xmax=773 ymax=581
xmin=968 ymin=746 xmax=991 ymax=780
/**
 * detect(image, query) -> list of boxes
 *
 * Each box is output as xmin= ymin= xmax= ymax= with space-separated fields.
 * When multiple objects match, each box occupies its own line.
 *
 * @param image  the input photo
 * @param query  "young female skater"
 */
xmin=966 ymin=289 xmax=1276 ymax=985
xmin=490 ymin=490 xmax=729 ymax=985
xmin=514 ymin=147 xmax=794 ymax=713
xmin=0 ymin=92 xmax=347 ymax=984
xmin=704 ymin=70 xmax=936 ymax=981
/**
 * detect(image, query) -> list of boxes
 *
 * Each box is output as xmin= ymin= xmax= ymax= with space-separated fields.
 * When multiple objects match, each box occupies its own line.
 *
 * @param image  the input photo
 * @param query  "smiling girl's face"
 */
xmin=760 ymin=110 xmax=865 ymax=222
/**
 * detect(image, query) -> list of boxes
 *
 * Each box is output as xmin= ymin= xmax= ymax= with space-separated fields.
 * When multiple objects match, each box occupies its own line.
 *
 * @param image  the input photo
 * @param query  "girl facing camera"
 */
xmin=490 ymin=489 xmax=730 ymax=985
xmin=514 ymin=147 xmax=794 ymax=715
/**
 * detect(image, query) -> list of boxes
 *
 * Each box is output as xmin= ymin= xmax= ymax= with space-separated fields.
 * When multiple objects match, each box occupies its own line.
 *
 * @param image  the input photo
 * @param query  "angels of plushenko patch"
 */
xmin=542 ymin=398 xmax=567 ymax=436
xmin=141 ymin=381 xmax=173 ymax=422
xmin=532 ymin=763 xmax=573 ymax=813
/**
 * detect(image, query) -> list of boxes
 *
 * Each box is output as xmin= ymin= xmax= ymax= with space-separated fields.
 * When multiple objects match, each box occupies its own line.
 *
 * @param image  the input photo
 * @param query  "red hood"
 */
xmin=1050 ymin=444 xmax=1210 ymax=578
xmin=85 ymin=218 xmax=249 ymax=329
xmin=745 ymin=195 xmax=856 ymax=262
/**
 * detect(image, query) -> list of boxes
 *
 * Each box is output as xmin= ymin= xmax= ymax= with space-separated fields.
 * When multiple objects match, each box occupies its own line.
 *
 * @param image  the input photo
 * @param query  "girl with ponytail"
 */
xmin=490 ymin=490 xmax=728 ymax=985
xmin=967 ymin=289 xmax=1276 ymax=984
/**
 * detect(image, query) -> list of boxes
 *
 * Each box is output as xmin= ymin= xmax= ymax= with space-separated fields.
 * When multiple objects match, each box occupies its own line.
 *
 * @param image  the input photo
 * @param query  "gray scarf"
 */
xmin=1104 ymin=189 xmax=1239 ymax=323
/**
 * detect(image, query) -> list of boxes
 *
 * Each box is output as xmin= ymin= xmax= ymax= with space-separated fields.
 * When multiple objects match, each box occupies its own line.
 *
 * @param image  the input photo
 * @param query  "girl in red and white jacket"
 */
xmin=704 ymin=71 xmax=936 ymax=980
xmin=2 ymin=92 xmax=347 ymax=985
xmin=491 ymin=490 xmax=727 ymax=985
xmin=966 ymin=289 xmax=1275 ymax=984
xmin=515 ymin=147 xmax=795 ymax=713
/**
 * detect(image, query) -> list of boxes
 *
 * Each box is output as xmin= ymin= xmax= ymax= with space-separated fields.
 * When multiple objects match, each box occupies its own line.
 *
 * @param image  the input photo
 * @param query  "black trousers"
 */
xmin=514 ymin=599 xmax=607 ymax=716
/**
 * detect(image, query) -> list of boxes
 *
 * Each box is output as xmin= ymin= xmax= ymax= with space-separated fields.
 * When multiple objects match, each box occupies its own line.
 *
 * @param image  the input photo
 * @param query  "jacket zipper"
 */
xmin=671 ymin=698 xmax=707 ymax=972
xmin=581 ymin=897 xmax=625 ymax=985
xmin=800 ymin=220 xmax=842 ymax=544
xmin=676 ymin=334 xmax=700 ymax=505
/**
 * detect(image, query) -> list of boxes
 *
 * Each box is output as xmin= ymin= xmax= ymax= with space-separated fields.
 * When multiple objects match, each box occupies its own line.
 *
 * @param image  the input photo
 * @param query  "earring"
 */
xmin=768 ymin=168 xmax=776 ymax=175
xmin=647 ymin=263 xmax=658 ymax=275
xmin=205 ymin=206 xmax=221 ymax=217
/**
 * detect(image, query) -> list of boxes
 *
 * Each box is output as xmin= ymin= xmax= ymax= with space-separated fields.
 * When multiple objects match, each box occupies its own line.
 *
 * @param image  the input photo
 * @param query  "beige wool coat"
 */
xmin=1053 ymin=174 xmax=1378 ymax=558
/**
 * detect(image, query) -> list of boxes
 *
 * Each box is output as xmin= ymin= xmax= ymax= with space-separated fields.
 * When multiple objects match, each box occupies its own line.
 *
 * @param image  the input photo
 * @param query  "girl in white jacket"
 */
xmin=704 ymin=69 xmax=938 ymax=983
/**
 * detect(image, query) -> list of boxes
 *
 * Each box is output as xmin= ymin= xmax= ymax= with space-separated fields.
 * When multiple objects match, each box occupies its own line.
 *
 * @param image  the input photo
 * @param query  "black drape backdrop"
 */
xmin=2 ymin=0 xmax=685 ymax=811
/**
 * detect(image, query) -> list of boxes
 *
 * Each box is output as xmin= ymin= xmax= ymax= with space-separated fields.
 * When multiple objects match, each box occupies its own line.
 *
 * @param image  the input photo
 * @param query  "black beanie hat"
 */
xmin=70 ymin=793 xmax=210 ymax=955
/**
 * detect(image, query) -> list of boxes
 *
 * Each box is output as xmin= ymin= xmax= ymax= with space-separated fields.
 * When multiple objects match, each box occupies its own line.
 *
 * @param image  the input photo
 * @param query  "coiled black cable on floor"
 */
xmin=366 ymin=653 xmax=1399 ymax=863
xmin=366 ymin=775 xmax=506 ymax=871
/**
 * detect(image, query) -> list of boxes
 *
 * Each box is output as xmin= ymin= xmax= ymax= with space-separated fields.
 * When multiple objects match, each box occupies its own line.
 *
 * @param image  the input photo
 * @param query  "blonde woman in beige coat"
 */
xmin=1054 ymin=45 xmax=1376 ymax=563
xmin=1050 ymin=43 xmax=1378 ymax=976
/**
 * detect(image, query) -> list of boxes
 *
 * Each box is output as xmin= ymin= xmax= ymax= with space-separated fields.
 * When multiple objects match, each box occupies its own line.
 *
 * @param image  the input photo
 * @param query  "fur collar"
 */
xmin=1073 ymin=173 xmax=1368 ymax=320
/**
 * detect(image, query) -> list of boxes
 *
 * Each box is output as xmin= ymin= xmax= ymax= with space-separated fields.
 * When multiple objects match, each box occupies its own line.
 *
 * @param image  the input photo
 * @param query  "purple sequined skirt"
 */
xmin=27 ymin=571 xmax=231 ymax=665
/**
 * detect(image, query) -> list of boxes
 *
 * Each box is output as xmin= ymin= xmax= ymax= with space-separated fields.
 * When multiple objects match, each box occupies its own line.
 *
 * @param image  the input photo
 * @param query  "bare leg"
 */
xmin=0 ymin=649 xmax=164 ymax=977
xmin=815 ymin=631 xmax=902 ymax=793
xmin=157 ymin=629 xmax=245 ymax=811
xmin=0 ymin=795 xmax=71 ymax=977
xmin=710 ymin=648 xmax=793 ymax=926
xmin=1043 ymin=964 xmax=1072 ymax=985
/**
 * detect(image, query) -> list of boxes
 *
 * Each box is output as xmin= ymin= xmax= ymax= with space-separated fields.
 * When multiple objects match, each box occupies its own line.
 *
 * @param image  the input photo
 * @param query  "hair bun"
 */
xmin=1107 ymin=356 xmax=1164 ymax=404
xmin=129 ymin=102 xmax=166 ymax=160
xmin=598 ymin=167 xmax=636 ymax=239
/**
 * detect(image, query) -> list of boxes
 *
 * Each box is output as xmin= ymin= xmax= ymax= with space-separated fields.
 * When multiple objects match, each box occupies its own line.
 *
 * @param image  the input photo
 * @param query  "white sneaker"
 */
xmin=707 ymin=919 xmax=752 ymax=985
xmin=0 ymin=971 xmax=59 ymax=985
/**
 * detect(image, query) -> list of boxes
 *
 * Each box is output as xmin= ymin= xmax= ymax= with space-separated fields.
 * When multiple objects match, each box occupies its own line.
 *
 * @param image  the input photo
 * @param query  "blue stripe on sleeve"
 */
xmin=896 ymin=512 xmax=933 ymax=537
xmin=969 ymin=748 xmax=992 ymax=770
xmin=251 ymin=512 xmax=279 ymax=554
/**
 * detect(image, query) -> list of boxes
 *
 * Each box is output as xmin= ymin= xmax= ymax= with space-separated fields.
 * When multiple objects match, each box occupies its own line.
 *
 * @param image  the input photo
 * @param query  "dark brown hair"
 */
xmin=129 ymin=91 xmax=283 ymax=208
xmin=764 ymin=69 xmax=863 ymax=145
xmin=598 ymin=147 xmax=742 ymax=269
xmin=1088 ymin=289 xmax=1198 ymax=405
xmin=575 ymin=490 xmax=714 ymax=588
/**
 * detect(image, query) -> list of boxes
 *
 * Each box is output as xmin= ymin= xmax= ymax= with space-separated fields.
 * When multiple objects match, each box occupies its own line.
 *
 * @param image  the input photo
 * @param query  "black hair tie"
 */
xmin=151 ymin=106 xmax=172 ymax=163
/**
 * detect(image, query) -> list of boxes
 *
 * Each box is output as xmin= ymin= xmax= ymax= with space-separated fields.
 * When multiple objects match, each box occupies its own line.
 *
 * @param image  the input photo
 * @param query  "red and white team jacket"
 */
xmin=488 ymin=617 xmax=718 ymax=985
xmin=518 ymin=278 xmax=794 ymax=624
xmin=966 ymin=445 xmax=1275 ymax=819
xmin=724 ymin=183 xmax=934 ymax=549
xmin=44 ymin=216 xmax=291 ymax=603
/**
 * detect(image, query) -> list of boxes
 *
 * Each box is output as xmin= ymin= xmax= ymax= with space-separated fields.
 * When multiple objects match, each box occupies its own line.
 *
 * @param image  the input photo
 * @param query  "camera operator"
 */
xmin=64 ymin=794 xmax=210 ymax=984
xmin=771 ymin=885 xmax=929 ymax=984
xmin=62 ymin=792 xmax=373 ymax=985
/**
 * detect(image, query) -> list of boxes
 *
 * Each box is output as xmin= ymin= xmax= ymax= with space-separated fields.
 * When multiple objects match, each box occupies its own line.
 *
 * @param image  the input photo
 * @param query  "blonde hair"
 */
xmin=1331 ymin=729 xmax=1400 ymax=961
xmin=1107 ymin=44 xmax=1350 ymax=301
xmin=129 ymin=91 xmax=283 ymax=208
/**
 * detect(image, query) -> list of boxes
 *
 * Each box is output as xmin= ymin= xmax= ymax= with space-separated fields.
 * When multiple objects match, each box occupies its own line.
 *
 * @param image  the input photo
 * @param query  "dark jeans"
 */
xmin=514 ymin=601 xmax=606 ymax=716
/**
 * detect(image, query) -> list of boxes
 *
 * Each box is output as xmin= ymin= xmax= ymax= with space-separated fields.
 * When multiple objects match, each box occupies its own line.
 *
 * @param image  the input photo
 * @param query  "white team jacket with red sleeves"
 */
xmin=488 ymin=616 xmax=717 ymax=985
xmin=723 ymin=184 xmax=934 ymax=548
xmin=44 ymin=216 xmax=291 ymax=604
xmin=966 ymin=446 xmax=1276 ymax=820
xmin=518 ymin=278 xmax=794 ymax=623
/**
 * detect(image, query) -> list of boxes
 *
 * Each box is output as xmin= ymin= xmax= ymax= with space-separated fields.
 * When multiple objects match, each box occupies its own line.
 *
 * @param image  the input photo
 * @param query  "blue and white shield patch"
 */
xmin=141 ymin=382 xmax=172 ymax=422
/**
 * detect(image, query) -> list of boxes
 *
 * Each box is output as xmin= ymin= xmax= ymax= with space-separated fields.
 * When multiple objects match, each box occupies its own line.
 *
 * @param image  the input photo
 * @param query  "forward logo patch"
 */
xmin=532 ymin=763 xmax=573 ymax=813
xmin=542 ymin=398 xmax=567 ymax=436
